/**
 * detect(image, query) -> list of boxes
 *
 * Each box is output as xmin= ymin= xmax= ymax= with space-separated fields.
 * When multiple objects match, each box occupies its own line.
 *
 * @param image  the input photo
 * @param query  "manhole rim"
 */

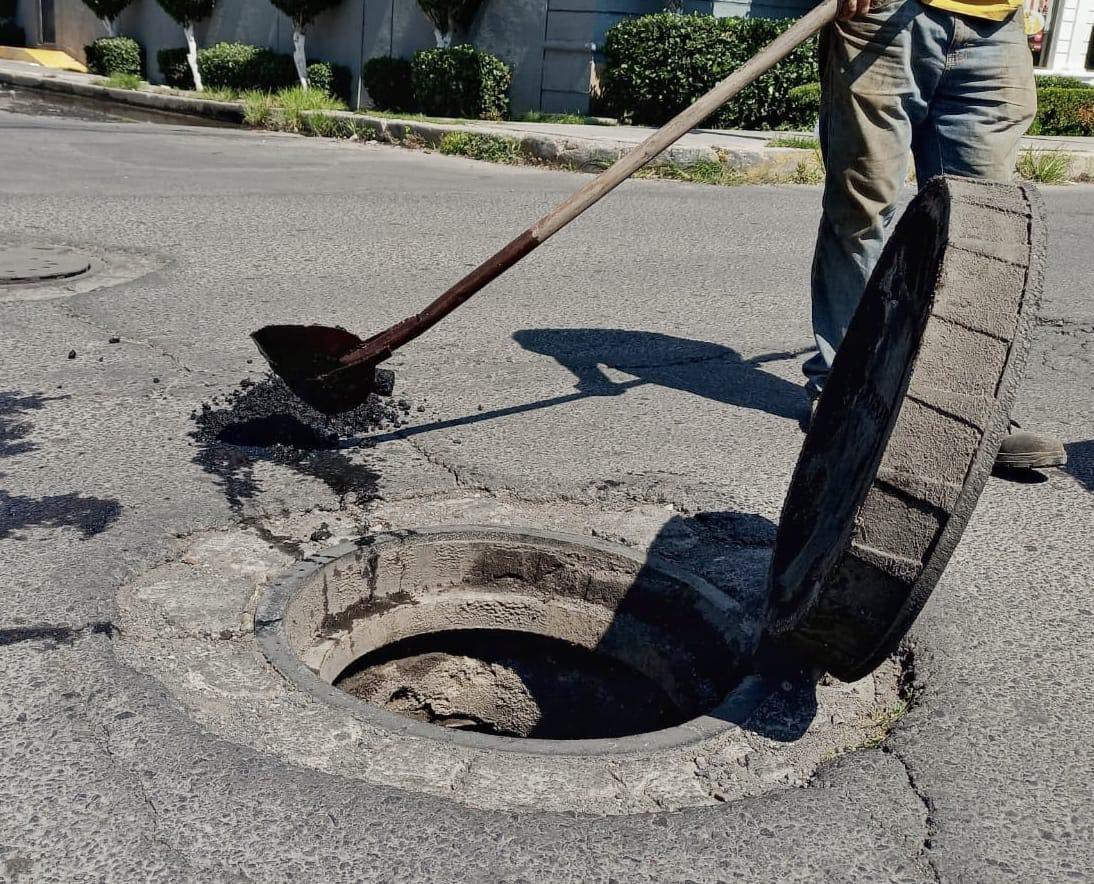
xmin=255 ymin=524 xmax=779 ymax=757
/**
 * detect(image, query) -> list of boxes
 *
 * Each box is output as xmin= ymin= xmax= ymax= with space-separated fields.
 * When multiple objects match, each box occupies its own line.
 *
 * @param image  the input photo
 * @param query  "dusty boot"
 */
xmin=996 ymin=422 xmax=1067 ymax=470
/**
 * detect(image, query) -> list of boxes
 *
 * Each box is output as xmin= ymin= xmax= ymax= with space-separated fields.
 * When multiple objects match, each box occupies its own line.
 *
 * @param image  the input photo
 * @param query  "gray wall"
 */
xmin=14 ymin=0 xmax=810 ymax=113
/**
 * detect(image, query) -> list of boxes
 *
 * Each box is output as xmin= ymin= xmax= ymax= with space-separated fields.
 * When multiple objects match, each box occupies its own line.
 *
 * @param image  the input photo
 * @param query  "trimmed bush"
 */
xmin=306 ymin=61 xmax=351 ymax=103
xmin=1034 ymin=75 xmax=1092 ymax=90
xmin=602 ymin=12 xmax=817 ymax=131
xmin=157 ymin=46 xmax=192 ymax=88
xmin=362 ymin=56 xmax=415 ymax=111
xmin=784 ymin=81 xmax=820 ymax=130
xmin=0 ymin=20 xmax=25 ymax=46
xmin=411 ymin=44 xmax=510 ymax=120
xmin=84 ymin=36 xmax=142 ymax=76
xmin=1031 ymin=87 xmax=1094 ymax=136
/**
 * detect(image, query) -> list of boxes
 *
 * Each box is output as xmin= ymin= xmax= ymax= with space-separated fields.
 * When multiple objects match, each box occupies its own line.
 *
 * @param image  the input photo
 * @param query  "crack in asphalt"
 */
xmin=886 ymin=744 xmax=943 ymax=884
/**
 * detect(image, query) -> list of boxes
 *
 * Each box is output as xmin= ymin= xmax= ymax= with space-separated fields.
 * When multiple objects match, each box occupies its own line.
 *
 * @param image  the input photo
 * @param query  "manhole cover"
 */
xmin=768 ymin=177 xmax=1045 ymax=679
xmin=0 ymin=245 xmax=93 ymax=284
xmin=256 ymin=526 xmax=755 ymax=752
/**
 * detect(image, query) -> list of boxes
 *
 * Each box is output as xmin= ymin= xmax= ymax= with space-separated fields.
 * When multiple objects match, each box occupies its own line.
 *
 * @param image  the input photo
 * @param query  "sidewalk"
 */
xmin=3 ymin=57 xmax=1092 ymax=180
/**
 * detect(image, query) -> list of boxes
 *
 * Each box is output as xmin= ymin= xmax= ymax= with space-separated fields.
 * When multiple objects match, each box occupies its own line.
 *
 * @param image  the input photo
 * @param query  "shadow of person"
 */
xmin=1064 ymin=440 xmax=1093 ymax=492
xmin=589 ymin=509 xmax=820 ymax=744
xmin=513 ymin=328 xmax=809 ymax=420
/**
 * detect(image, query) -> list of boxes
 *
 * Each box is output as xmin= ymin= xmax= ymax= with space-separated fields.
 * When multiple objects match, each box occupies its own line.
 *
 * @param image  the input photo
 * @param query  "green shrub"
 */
xmin=84 ymin=36 xmax=142 ymax=76
xmin=306 ymin=61 xmax=351 ymax=103
xmin=1034 ymin=75 xmax=1092 ymax=90
xmin=0 ymin=20 xmax=24 ymax=46
xmin=157 ymin=46 xmax=192 ymax=87
xmin=784 ymin=81 xmax=820 ymax=130
xmin=602 ymin=12 xmax=818 ymax=131
xmin=1031 ymin=87 xmax=1094 ymax=136
xmin=362 ymin=56 xmax=415 ymax=111
xmin=411 ymin=44 xmax=510 ymax=119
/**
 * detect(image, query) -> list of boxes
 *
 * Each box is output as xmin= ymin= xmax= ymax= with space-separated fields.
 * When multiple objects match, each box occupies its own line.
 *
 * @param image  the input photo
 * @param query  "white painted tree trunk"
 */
xmin=292 ymin=27 xmax=308 ymax=89
xmin=184 ymin=24 xmax=202 ymax=92
xmin=433 ymin=27 xmax=452 ymax=49
xmin=102 ymin=17 xmax=115 ymax=37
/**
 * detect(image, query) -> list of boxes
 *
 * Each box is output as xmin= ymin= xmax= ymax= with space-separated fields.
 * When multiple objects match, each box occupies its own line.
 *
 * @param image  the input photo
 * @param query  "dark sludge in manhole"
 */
xmin=333 ymin=628 xmax=688 ymax=740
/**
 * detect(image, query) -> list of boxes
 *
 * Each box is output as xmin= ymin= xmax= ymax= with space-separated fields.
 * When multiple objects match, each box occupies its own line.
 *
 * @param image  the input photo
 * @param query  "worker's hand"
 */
xmin=838 ymin=0 xmax=872 ymax=18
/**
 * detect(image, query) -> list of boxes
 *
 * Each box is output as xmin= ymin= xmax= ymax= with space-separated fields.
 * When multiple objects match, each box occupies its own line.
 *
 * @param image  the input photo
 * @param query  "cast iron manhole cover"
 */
xmin=0 ymin=245 xmax=93 ymax=284
xmin=768 ymin=176 xmax=1045 ymax=680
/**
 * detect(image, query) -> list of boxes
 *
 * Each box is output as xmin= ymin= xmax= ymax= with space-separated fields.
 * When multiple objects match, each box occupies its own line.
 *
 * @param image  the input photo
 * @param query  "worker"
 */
xmin=805 ymin=0 xmax=1067 ymax=470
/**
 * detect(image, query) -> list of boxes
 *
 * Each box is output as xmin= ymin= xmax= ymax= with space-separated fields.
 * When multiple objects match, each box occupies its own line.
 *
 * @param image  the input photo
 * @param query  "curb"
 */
xmin=0 ymin=67 xmax=244 ymax=123
xmin=341 ymin=110 xmax=816 ymax=176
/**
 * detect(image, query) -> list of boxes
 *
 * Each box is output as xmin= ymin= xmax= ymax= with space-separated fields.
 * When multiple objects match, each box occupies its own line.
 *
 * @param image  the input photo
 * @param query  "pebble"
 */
xmin=67 ymin=350 xmax=76 ymax=359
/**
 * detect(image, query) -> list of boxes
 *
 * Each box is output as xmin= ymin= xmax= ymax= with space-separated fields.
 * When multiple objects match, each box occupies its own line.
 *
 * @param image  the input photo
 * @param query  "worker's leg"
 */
xmin=804 ymin=0 xmax=947 ymax=397
xmin=912 ymin=10 xmax=1064 ymax=469
xmin=912 ymin=7 xmax=1037 ymax=182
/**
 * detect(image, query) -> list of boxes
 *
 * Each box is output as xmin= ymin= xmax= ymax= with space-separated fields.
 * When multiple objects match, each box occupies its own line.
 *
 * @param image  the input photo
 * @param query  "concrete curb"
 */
xmin=341 ymin=110 xmax=817 ymax=176
xmin=0 ymin=67 xmax=244 ymax=123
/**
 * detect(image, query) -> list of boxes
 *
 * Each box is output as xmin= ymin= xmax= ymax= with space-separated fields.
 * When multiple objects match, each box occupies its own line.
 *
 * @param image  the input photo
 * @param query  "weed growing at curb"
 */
xmin=515 ymin=110 xmax=617 ymax=126
xmin=439 ymin=131 xmax=524 ymax=164
xmin=767 ymin=134 xmax=820 ymax=150
xmin=1016 ymin=148 xmax=1073 ymax=183
xmin=241 ymin=88 xmax=348 ymax=134
xmin=104 ymin=73 xmax=143 ymax=91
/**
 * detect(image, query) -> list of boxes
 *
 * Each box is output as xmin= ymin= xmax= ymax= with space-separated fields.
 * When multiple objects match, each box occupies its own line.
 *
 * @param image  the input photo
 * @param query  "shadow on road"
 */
xmin=364 ymin=330 xmax=813 ymax=445
xmin=1064 ymin=439 xmax=1093 ymax=491
xmin=0 ymin=391 xmax=121 ymax=541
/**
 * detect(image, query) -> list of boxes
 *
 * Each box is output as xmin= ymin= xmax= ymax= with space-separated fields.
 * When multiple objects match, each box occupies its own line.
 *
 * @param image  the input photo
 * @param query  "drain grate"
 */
xmin=0 ymin=245 xmax=93 ymax=284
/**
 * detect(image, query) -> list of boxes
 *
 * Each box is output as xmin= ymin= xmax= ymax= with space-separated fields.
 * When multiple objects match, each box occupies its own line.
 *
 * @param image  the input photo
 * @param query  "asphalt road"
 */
xmin=1 ymin=89 xmax=1092 ymax=882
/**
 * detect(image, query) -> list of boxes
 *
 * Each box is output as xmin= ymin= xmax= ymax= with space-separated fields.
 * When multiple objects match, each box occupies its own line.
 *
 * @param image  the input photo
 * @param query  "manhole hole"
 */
xmin=256 ymin=526 xmax=754 ymax=753
xmin=0 ymin=245 xmax=93 ymax=284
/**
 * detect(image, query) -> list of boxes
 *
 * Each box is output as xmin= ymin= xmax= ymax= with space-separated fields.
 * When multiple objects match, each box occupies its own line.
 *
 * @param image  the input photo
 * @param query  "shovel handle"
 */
xmin=344 ymin=0 xmax=839 ymax=368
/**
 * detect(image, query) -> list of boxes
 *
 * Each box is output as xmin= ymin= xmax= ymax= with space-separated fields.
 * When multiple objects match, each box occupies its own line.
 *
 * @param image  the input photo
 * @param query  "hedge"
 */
xmin=1034 ymin=75 xmax=1092 ymax=90
xmin=85 ymin=36 xmax=143 ymax=77
xmin=157 ymin=42 xmax=349 ymax=101
xmin=362 ymin=56 xmax=415 ymax=112
xmin=602 ymin=13 xmax=817 ymax=131
xmin=784 ymin=82 xmax=821 ymax=131
xmin=1029 ymin=87 xmax=1094 ymax=136
xmin=411 ymin=44 xmax=510 ymax=119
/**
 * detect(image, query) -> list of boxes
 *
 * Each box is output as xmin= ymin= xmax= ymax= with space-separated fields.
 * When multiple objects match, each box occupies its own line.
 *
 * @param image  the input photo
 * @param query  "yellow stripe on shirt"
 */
xmin=920 ymin=0 xmax=1023 ymax=21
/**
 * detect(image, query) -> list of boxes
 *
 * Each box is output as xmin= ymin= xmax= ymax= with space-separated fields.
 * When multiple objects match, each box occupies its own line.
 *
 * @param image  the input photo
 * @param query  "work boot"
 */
xmin=995 ymin=422 xmax=1067 ymax=470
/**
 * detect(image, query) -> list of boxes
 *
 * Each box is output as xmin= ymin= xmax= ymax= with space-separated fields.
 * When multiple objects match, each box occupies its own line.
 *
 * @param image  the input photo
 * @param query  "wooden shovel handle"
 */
xmin=343 ymin=0 xmax=838 ymax=369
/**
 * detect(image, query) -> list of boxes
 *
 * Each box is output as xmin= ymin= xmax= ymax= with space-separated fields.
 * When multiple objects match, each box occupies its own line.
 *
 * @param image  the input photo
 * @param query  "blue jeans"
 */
xmin=803 ymin=0 xmax=1037 ymax=396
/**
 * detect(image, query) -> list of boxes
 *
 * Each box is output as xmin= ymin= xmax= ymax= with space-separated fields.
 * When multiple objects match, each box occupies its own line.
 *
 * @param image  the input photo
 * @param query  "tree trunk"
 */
xmin=433 ymin=27 xmax=452 ymax=49
xmin=292 ymin=27 xmax=308 ymax=89
xmin=184 ymin=24 xmax=202 ymax=92
xmin=102 ymin=17 xmax=115 ymax=37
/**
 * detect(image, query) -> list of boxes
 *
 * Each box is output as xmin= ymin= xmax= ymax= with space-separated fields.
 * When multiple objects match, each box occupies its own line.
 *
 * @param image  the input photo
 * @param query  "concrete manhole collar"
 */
xmin=256 ymin=525 xmax=767 ymax=755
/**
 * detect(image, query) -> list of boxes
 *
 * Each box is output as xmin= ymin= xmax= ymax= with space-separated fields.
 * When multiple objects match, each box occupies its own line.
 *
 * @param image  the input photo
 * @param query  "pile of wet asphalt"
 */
xmin=190 ymin=375 xmax=404 ymax=509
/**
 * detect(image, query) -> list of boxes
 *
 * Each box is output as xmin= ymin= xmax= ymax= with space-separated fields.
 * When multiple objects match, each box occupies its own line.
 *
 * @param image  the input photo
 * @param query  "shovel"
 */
xmin=252 ymin=0 xmax=838 ymax=414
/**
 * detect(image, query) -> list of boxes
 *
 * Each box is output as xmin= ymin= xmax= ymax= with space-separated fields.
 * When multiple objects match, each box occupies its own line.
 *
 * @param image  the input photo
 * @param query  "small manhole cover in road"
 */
xmin=0 ymin=245 xmax=93 ymax=284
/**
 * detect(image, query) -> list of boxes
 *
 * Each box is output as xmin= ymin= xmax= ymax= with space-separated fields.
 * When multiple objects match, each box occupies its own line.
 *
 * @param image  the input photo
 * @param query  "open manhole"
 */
xmin=0 ymin=245 xmax=93 ymax=284
xmin=256 ymin=526 xmax=762 ymax=752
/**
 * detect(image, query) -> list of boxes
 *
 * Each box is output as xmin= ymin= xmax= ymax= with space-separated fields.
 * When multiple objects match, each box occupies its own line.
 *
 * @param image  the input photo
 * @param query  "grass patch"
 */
xmin=104 ymin=73 xmax=143 ymax=91
xmin=241 ymin=87 xmax=347 ymax=133
xmin=635 ymin=154 xmax=825 ymax=187
xmin=193 ymin=86 xmax=241 ymax=103
xmin=359 ymin=108 xmax=462 ymax=124
xmin=859 ymin=700 xmax=909 ymax=750
xmin=514 ymin=110 xmax=616 ymax=126
xmin=1016 ymin=148 xmax=1073 ymax=184
xmin=439 ymin=131 xmax=524 ymax=164
xmin=767 ymin=134 xmax=819 ymax=149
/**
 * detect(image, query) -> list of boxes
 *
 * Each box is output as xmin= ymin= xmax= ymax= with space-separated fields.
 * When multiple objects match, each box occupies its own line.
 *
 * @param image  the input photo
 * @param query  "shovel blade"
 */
xmin=251 ymin=324 xmax=394 ymax=414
